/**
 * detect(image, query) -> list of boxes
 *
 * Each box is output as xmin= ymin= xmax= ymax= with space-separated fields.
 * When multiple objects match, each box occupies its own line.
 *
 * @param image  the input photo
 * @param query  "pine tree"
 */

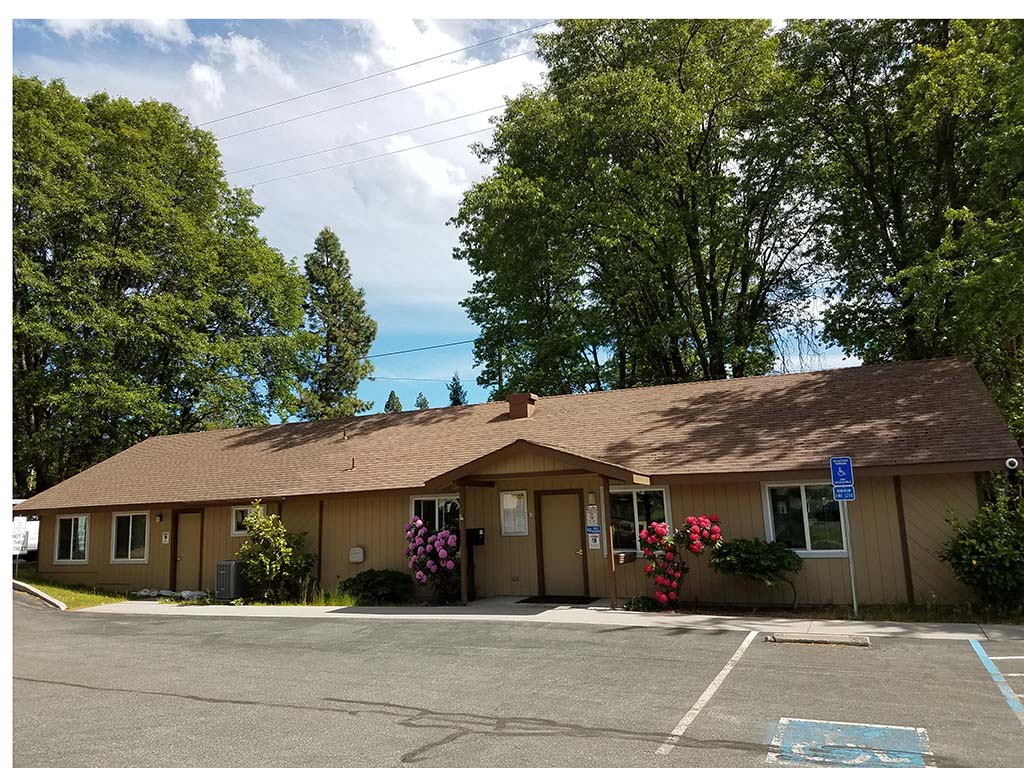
xmin=384 ymin=390 xmax=403 ymax=413
xmin=447 ymin=371 xmax=469 ymax=406
xmin=300 ymin=226 xmax=377 ymax=420
xmin=415 ymin=392 xmax=430 ymax=409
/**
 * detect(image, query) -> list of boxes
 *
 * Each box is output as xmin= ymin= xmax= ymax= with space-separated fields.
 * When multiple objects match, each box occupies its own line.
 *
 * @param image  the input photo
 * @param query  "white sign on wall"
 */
xmin=584 ymin=506 xmax=599 ymax=527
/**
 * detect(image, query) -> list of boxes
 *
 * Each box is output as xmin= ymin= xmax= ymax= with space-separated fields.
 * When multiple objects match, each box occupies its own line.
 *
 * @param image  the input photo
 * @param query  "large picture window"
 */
xmin=111 ymin=512 xmax=149 ymax=562
xmin=55 ymin=515 xmax=89 ymax=563
xmin=763 ymin=483 xmax=846 ymax=555
xmin=609 ymin=488 xmax=668 ymax=551
xmin=411 ymin=496 xmax=460 ymax=531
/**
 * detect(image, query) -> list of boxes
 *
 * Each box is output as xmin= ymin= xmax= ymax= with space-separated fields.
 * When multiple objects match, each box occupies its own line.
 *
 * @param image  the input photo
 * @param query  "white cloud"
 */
xmin=383 ymin=134 xmax=468 ymax=198
xmin=198 ymin=33 xmax=296 ymax=89
xmin=187 ymin=63 xmax=225 ymax=106
xmin=45 ymin=19 xmax=194 ymax=48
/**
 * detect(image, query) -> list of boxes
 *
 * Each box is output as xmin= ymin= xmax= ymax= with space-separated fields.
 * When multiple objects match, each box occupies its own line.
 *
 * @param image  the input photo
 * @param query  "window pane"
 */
xmin=114 ymin=516 xmax=131 ymax=560
xmin=769 ymin=486 xmax=807 ymax=549
xmin=57 ymin=518 xmax=72 ymax=560
xmin=72 ymin=517 xmax=87 ymax=560
xmin=805 ymin=485 xmax=844 ymax=550
xmin=635 ymin=491 xmax=666 ymax=534
xmin=610 ymin=493 xmax=636 ymax=550
xmin=501 ymin=493 xmax=527 ymax=535
xmin=129 ymin=514 xmax=147 ymax=559
xmin=413 ymin=499 xmax=436 ymax=527
xmin=234 ymin=508 xmax=249 ymax=533
xmin=438 ymin=498 xmax=460 ymax=530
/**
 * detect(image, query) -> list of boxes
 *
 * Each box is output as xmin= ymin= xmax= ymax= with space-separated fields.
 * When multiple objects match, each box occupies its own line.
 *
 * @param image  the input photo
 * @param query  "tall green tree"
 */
xmin=384 ymin=390 xmax=403 ymax=413
xmin=300 ymin=226 xmax=377 ymax=419
xmin=447 ymin=372 xmax=469 ymax=406
xmin=13 ymin=76 xmax=312 ymax=497
xmin=415 ymin=392 xmax=430 ymax=409
xmin=452 ymin=20 xmax=816 ymax=396
xmin=783 ymin=20 xmax=1024 ymax=436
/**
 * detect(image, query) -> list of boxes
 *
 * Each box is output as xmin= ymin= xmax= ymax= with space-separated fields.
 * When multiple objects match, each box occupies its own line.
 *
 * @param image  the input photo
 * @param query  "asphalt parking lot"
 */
xmin=12 ymin=593 xmax=1024 ymax=767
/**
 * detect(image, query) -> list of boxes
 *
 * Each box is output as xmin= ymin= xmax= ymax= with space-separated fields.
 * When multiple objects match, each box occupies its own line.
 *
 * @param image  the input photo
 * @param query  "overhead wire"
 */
xmin=215 ymin=48 xmax=537 ymax=140
xmin=198 ymin=20 xmax=555 ymax=127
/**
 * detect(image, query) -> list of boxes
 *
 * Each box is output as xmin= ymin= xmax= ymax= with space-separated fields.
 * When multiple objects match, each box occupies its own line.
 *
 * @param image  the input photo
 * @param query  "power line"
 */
xmin=371 ymin=376 xmax=451 ymax=383
xmin=225 ymin=105 xmax=503 ymax=175
xmin=216 ymin=48 xmax=537 ymax=141
xmin=245 ymin=128 xmax=493 ymax=187
xmin=365 ymin=339 xmax=476 ymax=359
xmin=198 ymin=20 xmax=555 ymax=127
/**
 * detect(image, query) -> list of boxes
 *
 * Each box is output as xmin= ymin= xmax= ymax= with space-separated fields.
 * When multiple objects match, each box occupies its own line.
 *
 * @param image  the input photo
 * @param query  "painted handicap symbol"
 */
xmin=768 ymin=718 xmax=934 ymax=767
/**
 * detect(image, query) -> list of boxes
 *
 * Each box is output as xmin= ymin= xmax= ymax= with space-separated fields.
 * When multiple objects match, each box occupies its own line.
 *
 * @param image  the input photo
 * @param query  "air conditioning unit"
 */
xmin=215 ymin=560 xmax=247 ymax=601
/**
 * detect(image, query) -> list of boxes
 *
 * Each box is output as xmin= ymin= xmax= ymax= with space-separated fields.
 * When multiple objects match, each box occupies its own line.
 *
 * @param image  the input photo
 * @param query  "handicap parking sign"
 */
xmin=830 ymin=457 xmax=854 ymax=486
xmin=768 ymin=718 xmax=934 ymax=767
xmin=833 ymin=485 xmax=855 ymax=502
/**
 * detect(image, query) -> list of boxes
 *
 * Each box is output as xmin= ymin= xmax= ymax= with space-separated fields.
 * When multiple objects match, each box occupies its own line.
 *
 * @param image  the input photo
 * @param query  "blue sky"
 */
xmin=13 ymin=18 xmax=856 ymax=414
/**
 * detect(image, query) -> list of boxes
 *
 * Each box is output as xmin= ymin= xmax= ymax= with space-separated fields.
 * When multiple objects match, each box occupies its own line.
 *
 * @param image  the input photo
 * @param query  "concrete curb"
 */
xmin=12 ymin=580 xmax=67 ymax=611
xmin=765 ymin=632 xmax=871 ymax=647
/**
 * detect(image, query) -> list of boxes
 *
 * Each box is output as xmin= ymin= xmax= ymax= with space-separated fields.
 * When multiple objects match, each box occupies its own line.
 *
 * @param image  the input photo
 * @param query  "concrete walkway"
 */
xmin=77 ymin=596 xmax=1024 ymax=641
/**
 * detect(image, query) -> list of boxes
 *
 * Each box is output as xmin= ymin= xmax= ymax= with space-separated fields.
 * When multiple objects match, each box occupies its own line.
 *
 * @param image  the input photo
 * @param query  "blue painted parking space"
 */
xmin=767 ymin=718 xmax=934 ymax=767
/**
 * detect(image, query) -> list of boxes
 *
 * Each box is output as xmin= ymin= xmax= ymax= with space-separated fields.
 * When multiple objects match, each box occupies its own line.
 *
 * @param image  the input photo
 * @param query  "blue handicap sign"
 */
xmin=585 ymin=525 xmax=601 ymax=535
xmin=830 ymin=456 xmax=854 ymax=486
xmin=769 ymin=718 xmax=933 ymax=767
xmin=833 ymin=485 xmax=856 ymax=502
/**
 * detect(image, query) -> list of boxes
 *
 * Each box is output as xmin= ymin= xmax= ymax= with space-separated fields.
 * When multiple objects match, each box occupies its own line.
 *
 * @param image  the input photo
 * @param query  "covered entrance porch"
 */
xmin=423 ymin=439 xmax=654 ymax=607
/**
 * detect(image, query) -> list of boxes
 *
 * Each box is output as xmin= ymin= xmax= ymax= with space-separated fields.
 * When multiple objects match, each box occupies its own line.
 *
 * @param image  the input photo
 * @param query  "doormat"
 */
xmin=517 ymin=595 xmax=598 ymax=605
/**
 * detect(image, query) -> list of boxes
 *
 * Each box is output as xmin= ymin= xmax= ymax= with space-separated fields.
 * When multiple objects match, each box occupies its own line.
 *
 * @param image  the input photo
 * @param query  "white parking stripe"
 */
xmin=656 ymin=630 xmax=758 ymax=756
xmin=989 ymin=656 xmax=1024 ymax=660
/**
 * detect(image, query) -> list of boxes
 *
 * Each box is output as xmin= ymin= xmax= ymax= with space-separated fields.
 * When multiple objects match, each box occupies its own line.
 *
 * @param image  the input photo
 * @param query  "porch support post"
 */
xmin=458 ymin=482 xmax=469 ymax=606
xmin=601 ymin=475 xmax=617 ymax=610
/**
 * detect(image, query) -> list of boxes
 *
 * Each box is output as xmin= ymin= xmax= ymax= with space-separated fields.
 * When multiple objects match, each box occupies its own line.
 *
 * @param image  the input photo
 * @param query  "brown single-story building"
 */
xmin=18 ymin=358 xmax=1023 ymax=607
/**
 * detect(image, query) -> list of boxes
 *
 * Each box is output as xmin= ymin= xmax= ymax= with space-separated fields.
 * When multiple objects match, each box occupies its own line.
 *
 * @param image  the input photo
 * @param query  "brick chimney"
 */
xmin=506 ymin=393 xmax=538 ymax=419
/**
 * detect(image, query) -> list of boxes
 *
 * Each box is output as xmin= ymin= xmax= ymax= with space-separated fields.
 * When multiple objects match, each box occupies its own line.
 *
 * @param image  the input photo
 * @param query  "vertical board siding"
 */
xmin=30 ymin=472 xmax=976 ymax=605
xmin=900 ymin=473 xmax=977 ymax=604
xmin=35 ymin=508 xmax=174 ymax=592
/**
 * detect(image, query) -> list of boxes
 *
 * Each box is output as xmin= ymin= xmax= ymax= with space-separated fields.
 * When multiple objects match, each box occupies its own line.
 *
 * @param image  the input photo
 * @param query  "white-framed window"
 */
xmin=609 ymin=487 xmax=671 ymax=551
xmin=500 ymin=490 xmax=529 ymax=536
xmin=410 ymin=495 xmax=460 ymax=531
xmin=231 ymin=505 xmax=254 ymax=537
xmin=54 ymin=514 xmax=89 ymax=563
xmin=111 ymin=512 xmax=149 ymax=563
xmin=762 ymin=481 xmax=847 ymax=557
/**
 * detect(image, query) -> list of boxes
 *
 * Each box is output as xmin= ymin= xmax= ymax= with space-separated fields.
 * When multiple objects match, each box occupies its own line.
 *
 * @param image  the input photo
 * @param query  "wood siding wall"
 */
xmin=900 ymin=473 xmax=976 ymax=604
xmin=35 ymin=507 xmax=174 ymax=592
xmin=32 ymin=471 xmax=979 ymax=605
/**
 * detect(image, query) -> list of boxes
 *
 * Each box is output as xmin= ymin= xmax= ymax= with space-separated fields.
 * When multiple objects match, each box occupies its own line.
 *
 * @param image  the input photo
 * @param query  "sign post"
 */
xmin=830 ymin=457 xmax=858 ymax=617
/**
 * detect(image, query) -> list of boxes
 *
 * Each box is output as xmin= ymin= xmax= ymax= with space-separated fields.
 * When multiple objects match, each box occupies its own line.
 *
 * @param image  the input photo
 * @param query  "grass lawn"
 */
xmin=13 ymin=565 xmax=128 ymax=610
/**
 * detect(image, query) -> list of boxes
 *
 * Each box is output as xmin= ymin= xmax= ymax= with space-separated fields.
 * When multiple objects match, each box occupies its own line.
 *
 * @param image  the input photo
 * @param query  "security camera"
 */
xmin=1007 ymin=457 xmax=1021 ymax=470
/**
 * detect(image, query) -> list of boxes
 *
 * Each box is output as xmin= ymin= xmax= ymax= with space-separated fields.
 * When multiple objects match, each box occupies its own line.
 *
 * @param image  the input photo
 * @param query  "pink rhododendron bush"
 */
xmin=404 ymin=517 xmax=460 ymax=604
xmin=639 ymin=514 xmax=723 ymax=609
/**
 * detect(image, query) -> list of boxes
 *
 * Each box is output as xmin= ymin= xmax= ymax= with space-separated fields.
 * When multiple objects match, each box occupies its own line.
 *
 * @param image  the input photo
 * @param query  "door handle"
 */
xmin=575 ymin=549 xmax=583 ymax=556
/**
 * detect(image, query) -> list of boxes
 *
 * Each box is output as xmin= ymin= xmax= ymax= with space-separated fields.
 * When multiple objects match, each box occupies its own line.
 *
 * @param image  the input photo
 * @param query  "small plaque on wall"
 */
xmin=348 ymin=546 xmax=365 ymax=563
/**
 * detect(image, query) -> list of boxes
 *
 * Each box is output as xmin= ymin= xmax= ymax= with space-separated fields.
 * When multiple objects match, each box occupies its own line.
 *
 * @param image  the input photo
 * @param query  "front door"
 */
xmin=539 ymin=492 xmax=588 ymax=597
xmin=175 ymin=512 xmax=202 ymax=591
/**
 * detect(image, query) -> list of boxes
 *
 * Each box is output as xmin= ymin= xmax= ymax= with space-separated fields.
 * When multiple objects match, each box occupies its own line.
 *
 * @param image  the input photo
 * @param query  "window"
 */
xmin=111 ymin=512 xmax=149 ymax=562
xmin=55 ymin=515 xmax=89 ymax=563
xmin=500 ymin=491 xmax=528 ymax=536
xmin=411 ymin=496 xmax=460 ymax=531
xmin=232 ymin=506 xmax=253 ymax=537
xmin=764 ymin=483 xmax=846 ymax=555
xmin=610 ymin=488 xmax=668 ymax=551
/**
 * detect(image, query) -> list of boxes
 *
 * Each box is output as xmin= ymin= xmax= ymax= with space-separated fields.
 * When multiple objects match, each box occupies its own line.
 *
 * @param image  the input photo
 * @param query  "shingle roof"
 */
xmin=19 ymin=358 xmax=1022 ymax=512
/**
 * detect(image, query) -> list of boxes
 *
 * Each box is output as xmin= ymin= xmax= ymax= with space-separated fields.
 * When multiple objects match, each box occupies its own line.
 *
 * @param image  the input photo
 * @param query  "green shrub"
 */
xmin=338 ymin=568 xmax=414 ymax=606
xmin=622 ymin=595 xmax=660 ymax=612
xmin=709 ymin=537 xmax=804 ymax=608
xmin=235 ymin=499 xmax=317 ymax=603
xmin=942 ymin=491 xmax=1024 ymax=610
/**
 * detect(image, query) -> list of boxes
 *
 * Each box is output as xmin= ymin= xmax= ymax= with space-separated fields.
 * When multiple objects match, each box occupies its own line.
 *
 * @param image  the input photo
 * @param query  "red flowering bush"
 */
xmin=404 ymin=517 xmax=460 ymax=604
xmin=638 ymin=514 xmax=723 ymax=609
